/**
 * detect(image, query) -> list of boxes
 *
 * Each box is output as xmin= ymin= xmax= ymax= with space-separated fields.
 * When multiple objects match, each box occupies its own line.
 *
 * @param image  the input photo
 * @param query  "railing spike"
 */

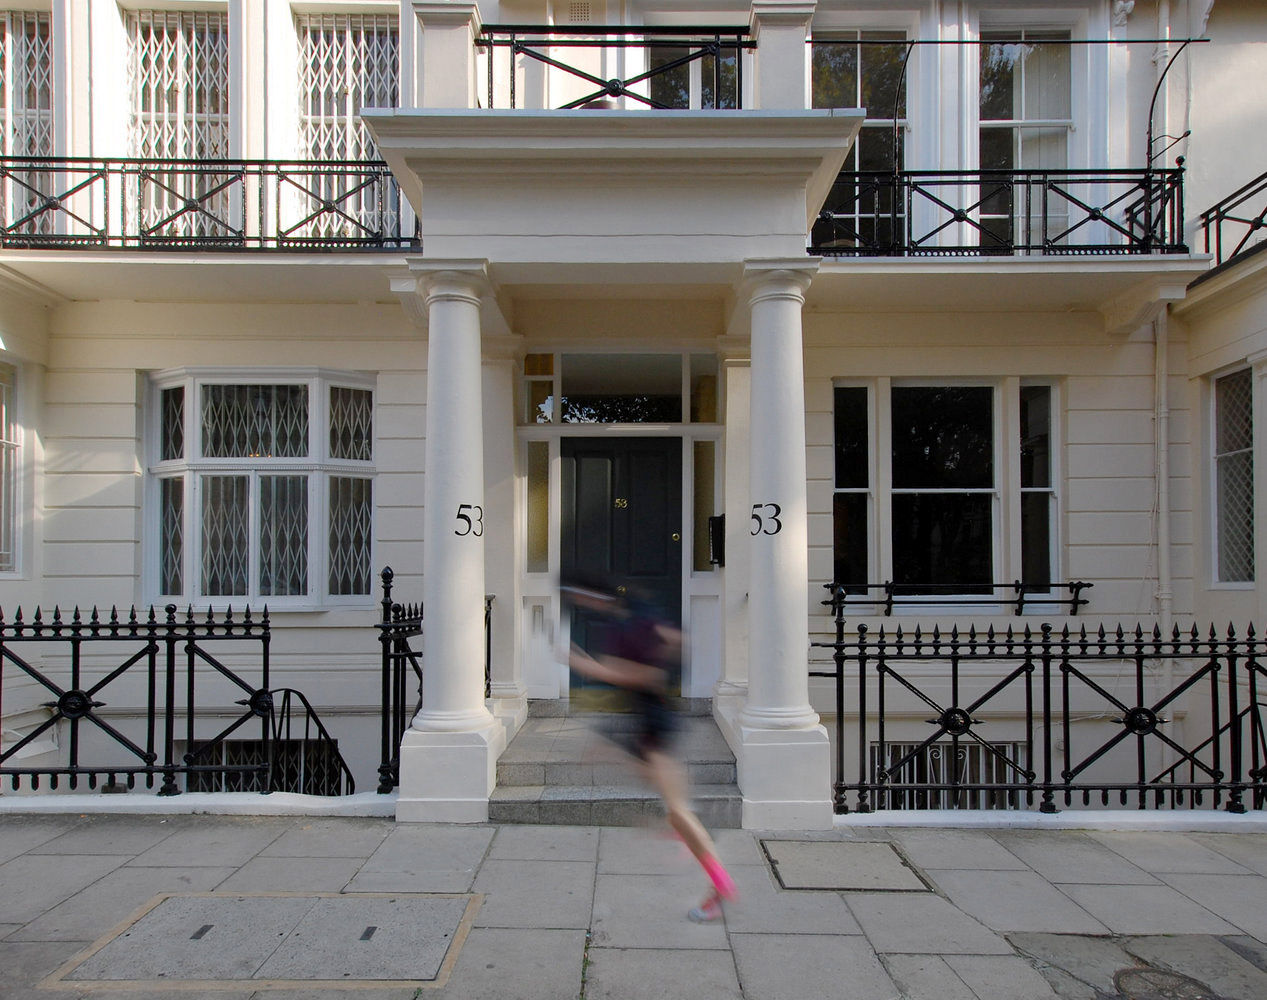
xmin=33 ymin=607 xmax=43 ymax=625
xmin=51 ymin=605 xmax=61 ymax=625
xmin=1153 ymin=623 xmax=1161 ymax=640
xmin=1228 ymin=621 xmax=1237 ymax=639
xmin=1247 ymin=621 xmax=1255 ymax=639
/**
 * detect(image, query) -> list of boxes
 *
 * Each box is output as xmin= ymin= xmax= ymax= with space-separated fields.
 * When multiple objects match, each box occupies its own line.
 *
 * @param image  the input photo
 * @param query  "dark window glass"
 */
xmin=833 ymin=492 xmax=868 ymax=592
xmin=1020 ymin=492 xmax=1051 ymax=588
xmin=834 ymin=387 xmax=868 ymax=488
xmin=649 ymin=46 xmax=690 ymax=108
xmin=891 ymin=386 xmax=993 ymax=489
xmin=892 ymin=493 xmax=993 ymax=594
xmin=1020 ymin=385 xmax=1051 ymax=488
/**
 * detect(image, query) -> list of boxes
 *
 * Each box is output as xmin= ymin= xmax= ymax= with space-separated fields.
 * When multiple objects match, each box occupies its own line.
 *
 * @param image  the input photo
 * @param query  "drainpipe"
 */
xmin=1155 ymin=308 xmax=1175 ymax=689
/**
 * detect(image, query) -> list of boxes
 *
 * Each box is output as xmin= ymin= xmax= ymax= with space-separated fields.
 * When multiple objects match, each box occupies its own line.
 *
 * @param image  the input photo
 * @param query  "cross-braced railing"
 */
xmin=477 ymin=24 xmax=751 ymax=110
xmin=813 ymin=592 xmax=1266 ymax=814
xmin=812 ymin=164 xmax=1186 ymax=257
xmin=1200 ymin=168 xmax=1267 ymax=267
xmin=0 ymin=157 xmax=418 ymax=250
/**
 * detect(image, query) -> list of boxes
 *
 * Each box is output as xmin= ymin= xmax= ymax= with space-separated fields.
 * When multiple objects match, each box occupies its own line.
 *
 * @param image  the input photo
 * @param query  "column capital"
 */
xmin=742 ymin=257 xmax=820 ymax=305
xmin=409 ymin=258 xmax=491 ymax=307
xmin=749 ymin=0 xmax=817 ymax=34
xmin=413 ymin=0 xmax=482 ymax=32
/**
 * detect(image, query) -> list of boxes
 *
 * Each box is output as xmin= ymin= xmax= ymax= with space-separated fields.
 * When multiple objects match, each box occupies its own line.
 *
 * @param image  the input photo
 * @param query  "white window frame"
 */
xmin=1211 ymin=364 xmax=1254 ymax=588
xmin=831 ymin=377 xmax=1062 ymax=611
xmin=0 ymin=359 xmax=23 ymax=576
xmin=147 ymin=367 xmax=375 ymax=610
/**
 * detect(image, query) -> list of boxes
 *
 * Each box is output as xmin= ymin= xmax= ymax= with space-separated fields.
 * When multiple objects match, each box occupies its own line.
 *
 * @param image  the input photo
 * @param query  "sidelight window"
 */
xmin=1214 ymin=368 xmax=1254 ymax=584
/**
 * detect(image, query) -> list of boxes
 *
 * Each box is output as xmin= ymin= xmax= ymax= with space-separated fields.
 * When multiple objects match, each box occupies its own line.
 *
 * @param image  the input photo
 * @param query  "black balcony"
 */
xmin=0 ymin=157 xmax=418 ymax=251
xmin=812 ymin=165 xmax=1187 ymax=257
xmin=1200 ymin=169 xmax=1267 ymax=269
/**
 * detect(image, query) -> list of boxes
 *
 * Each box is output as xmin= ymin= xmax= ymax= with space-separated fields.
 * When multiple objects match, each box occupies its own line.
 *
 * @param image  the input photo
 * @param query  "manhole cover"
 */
xmin=1113 ymin=967 xmax=1222 ymax=1000
xmin=759 ymin=839 xmax=932 ymax=892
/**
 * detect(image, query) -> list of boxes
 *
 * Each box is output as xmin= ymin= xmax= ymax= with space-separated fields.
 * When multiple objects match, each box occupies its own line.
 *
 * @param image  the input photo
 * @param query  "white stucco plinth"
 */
xmin=736 ymin=722 xmax=834 ymax=830
xmin=395 ymin=721 xmax=506 ymax=823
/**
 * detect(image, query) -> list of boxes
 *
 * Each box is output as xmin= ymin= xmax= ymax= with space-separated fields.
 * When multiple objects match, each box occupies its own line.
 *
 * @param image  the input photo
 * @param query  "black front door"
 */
xmin=561 ymin=437 xmax=683 ymax=688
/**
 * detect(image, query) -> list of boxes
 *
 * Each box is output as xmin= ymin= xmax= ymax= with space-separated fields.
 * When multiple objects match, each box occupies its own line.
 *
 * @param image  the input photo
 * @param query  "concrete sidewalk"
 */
xmin=4 ymin=812 xmax=1267 ymax=999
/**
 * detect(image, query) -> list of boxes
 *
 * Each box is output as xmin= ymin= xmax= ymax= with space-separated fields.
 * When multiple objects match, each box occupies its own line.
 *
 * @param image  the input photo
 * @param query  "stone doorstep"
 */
xmin=489 ymin=783 xmax=743 ymax=828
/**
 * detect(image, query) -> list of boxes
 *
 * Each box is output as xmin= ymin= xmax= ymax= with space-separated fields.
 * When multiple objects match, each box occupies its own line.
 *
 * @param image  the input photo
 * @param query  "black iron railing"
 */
xmin=477 ymin=24 xmax=752 ymax=110
xmin=827 ymin=581 xmax=1092 ymax=617
xmin=0 ymin=157 xmax=418 ymax=251
xmin=1200 ymin=169 xmax=1267 ymax=267
xmin=812 ymin=165 xmax=1187 ymax=257
xmin=812 ymin=598 xmax=1266 ymax=814
xmin=0 ymin=603 xmax=348 ymax=795
xmin=375 ymin=566 xmax=495 ymax=793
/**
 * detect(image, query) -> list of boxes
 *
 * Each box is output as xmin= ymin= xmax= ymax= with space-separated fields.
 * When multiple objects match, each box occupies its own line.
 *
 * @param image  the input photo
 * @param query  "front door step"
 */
xmin=491 ymin=714 xmax=741 ymax=827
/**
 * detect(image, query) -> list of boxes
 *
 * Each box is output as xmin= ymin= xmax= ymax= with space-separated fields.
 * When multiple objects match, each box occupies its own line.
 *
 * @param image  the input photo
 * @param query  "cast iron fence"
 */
xmin=0 ymin=603 xmax=351 ymax=795
xmin=813 ymin=587 xmax=1266 ymax=813
xmin=0 ymin=157 xmax=417 ymax=250
xmin=1200 ymin=168 xmax=1267 ymax=267
xmin=477 ymin=24 xmax=752 ymax=109
xmin=811 ymin=164 xmax=1186 ymax=256
xmin=376 ymin=567 xmax=494 ymax=793
xmin=831 ymin=580 xmax=1092 ymax=617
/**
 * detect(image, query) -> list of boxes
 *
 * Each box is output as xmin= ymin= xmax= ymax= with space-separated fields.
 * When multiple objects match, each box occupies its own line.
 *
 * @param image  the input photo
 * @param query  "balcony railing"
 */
xmin=477 ymin=24 xmax=752 ymax=110
xmin=0 ymin=157 xmax=418 ymax=251
xmin=1200 ymin=169 xmax=1267 ymax=267
xmin=812 ymin=165 xmax=1187 ymax=257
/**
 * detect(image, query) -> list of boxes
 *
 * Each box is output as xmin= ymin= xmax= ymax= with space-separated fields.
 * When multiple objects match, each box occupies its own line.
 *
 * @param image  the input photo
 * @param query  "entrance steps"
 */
xmin=490 ymin=702 xmax=742 ymax=827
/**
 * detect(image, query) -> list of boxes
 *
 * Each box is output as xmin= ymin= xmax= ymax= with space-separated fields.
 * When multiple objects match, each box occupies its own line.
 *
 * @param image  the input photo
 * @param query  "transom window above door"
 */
xmin=521 ymin=353 xmax=719 ymax=425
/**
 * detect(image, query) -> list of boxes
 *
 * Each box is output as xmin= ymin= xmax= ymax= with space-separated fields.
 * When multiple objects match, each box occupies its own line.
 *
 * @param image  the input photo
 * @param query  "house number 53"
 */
xmin=750 ymin=503 xmax=782 ymax=535
xmin=455 ymin=503 xmax=484 ymax=536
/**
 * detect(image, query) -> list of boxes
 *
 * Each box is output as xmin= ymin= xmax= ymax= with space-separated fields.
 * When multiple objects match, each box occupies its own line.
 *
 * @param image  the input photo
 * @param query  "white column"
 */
xmin=397 ymin=260 xmax=505 ymax=822
xmin=731 ymin=259 xmax=832 ymax=829
xmin=748 ymin=0 xmax=816 ymax=110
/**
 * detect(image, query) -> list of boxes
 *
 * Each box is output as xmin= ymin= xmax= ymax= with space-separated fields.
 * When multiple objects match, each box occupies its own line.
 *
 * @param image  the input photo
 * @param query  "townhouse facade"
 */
xmin=0 ymin=0 xmax=1264 ymax=827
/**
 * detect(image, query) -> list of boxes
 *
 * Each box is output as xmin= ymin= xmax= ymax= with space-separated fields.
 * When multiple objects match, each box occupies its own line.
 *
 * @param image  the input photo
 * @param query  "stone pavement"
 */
xmin=4 ymin=812 xmax=1267 ymax=999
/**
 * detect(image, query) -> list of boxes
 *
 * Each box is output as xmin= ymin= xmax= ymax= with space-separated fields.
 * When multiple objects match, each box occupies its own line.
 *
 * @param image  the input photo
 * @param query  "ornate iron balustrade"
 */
xmin=1200 ymin=169 xmax=1267 ymax=267
xmin=826 ymin=581 xmax=1092 ymax=617
xmin=0 ymin=602 xmax=349 ymax=795
xmin=812 ymin=603 xmax=1267 ymax=814
xmin=477 ymin=24 xmax=752 ymax=110
xmin=0 ymin=157 xmax=418 ymax=251
xmin=812 ymin=165 xmax=1186 ymax=257
xmin=375 ymin=566 xmax=494 ymax=793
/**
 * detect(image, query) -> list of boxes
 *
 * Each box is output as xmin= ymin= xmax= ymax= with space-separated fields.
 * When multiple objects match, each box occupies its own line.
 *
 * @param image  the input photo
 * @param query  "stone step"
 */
xmin=489 ymin=782 xmax=743 ymax=828
xmin=497 ymin=758 xmax=737 ymax=788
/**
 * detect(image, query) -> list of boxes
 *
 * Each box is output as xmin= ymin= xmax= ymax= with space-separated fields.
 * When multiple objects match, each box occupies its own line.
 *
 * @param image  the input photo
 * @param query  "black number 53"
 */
xmin=455 ymin=503 xmax=484 ymax=536
xmin=750 ymin=503 xmax=782 ymax=535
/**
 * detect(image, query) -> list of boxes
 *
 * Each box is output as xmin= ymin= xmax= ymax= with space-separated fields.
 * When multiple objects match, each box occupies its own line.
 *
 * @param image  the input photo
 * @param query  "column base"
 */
xmin=720 ymin=703 xmax=833 ymax=830
xmin=395 ymin=720 xmax=506 ymax=823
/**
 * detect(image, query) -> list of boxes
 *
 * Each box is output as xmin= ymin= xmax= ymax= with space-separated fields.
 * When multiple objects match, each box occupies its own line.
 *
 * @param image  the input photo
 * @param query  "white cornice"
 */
xmin=0 ymin=264 xmax=66 ymax=308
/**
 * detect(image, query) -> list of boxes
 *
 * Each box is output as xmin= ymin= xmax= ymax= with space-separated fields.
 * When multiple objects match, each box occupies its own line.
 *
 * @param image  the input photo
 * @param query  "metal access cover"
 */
xmin=41 ymin=892 xmax=482 ymax=991
xmin=1113 ymin=966 xmax=1224 ymax=1000
xmin=761 ymin=839 xmax=932 ymax=892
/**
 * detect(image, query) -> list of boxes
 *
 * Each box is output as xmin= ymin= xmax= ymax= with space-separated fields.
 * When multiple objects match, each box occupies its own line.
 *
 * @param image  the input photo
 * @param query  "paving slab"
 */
xmin=256 ymin=817 xmax=393 ymax=858
xmin=723 ymin=862 xmax=861 ymax=935
xmin=1006 ymin=932 xmax=1144 ymax=1000
xmin=486 ymin=824 xmax=599 ymax=862
xmin=585 ymin=948 xmax=742 ymax=1000
xmin=927 ymin=869 xmax=1109 ymax=934
xmin=943 ymin=954 xmax=1062 ymax=999
xmin=125 ymin=817 xmax=289 ymax=868
xmin=433 ymin=927 xmax=585 ymax=1000
xmin=731 ymin=933 xmax=897 ymax=1000
xmin=0 ymin=854 xmax=128 ymax=923
xmin=470 ymin=858 xmax=595 ymax=929
xmin=597 ymin=825 xmax=700 ymax=875
xmin=845 ymin=892 xmax=1013 ymax=955
xmin=0 ymin=938 xmax=93 ymax=989
xmin=1056 ymin=883 xmax=1238 ymax=935
xmin=762 ymin=839 xmax=930 ymax=891
xmin=1086 ymin=830 xmax=1254 ymax=874
xmin=1156 ymin=872 xmax=1267 ymax=939
xmin=1123 ymin=934 xmax=1267 ymax=1000
xmin=24 ymin=815 xmax=182 ymax=857
xmin=1189 ymin=831 xmax=1267 ymax=875
xmin=881 ymin=955 xmax=979 ymax=1000
xmin=213 ymin=855 xmax=364 ymax=893
xmin=591 ymin=873 xmax=729 ymax=949
xmin=9 ymin=864 xmax=235 ymax=941
xmin=348 ymin=824 xmax=495 ymax=893
xmin=0 ymin=816 xmax=83 ymax=864
xmin=886 ymin=829 xmax=1029 ymax=871
xmin=990 ymin=830 xmax=1159 ymax=884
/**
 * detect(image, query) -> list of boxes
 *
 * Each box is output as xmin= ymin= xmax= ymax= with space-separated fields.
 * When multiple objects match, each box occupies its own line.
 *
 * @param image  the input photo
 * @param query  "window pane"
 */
xmin=1216 ymin=369 xmax=1252 ymax=453
xmin=812 ymin=41 xmax=858 ymax=109
xmin=980 ymin=35 xmax=1018 ymax=121
xmin=202 ymin=384 xmax=309 ymax=458
xmin=1218 ymin=453 xmax=1254 ymax=583
xmin=161 ymin=386 xmax=185 ymax=461
xmin=1023 ymin=33 xmax=1071 ymax=120
xmin=649 ymin=46 xmax=690 ymax=108
xmin=693 ymin=441 xmax=715 ymax=572
xmin=329 ymin=476 xmax=372 ymax=595
xmin=201 ymin=475 xmax=249 ymax=596
xmin=891 ymin=386 xmax=993 ymax=489
xmin=892 ymin=493 xmax=993 ymax=594
xmin=526 ymin=441 xmax=549 ymax=573
xmin=1020 ymin=385 xmax=1051 ymax=488
xmin=329 ymin=386 xmax=372 ymax=461
xmin=561 ymin=354 xmax=682 ymax=424
xmin=160 ymin=476 xmax=184 ymax=594
xmin=260 ymin=475 xmax=309 ymax=597
xmin=700 ymin=50 xmax=739 ymax=110
xmin=0 ymin=363 xmax=16 ymax=573
xmin=690 ymin=354 xmax=718 ymax=423
xmin=833 ymin=492 xmax=868 ymax=592
xmin=834 ymin=387 xmax=868 ymax=488
xmin=860 ymin=33 xmax=907 ymax=119
xmin=1020 ymin=492 xmax=1052 ymax=588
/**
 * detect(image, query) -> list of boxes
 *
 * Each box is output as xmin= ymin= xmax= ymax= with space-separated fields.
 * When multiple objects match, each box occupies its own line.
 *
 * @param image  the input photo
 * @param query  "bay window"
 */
xmin=151 ymin=372 xmax=374 ymax=606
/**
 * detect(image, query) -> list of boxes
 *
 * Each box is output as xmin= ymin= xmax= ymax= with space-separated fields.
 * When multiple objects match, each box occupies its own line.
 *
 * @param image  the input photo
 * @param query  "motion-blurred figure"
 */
xmin=561 ymin=572 xmax=737 ymax=922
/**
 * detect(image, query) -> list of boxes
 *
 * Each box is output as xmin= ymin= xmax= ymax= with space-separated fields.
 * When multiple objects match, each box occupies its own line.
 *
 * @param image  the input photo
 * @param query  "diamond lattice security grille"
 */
xmin=260 ymin=475 xmax=309 ymax=597
xmin=1 ymin=11 xmax=54 ymax=236
xmin=329 ymin=477 xmax=372 ymax=596
xmin=1216 ymin=369 xmax=1254 ymax=583
xmin=201 ymin=475 xmax=249 ymax=597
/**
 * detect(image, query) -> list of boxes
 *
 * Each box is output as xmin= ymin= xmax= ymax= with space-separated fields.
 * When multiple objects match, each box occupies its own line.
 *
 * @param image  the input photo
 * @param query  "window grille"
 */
xmin=1215 ymin=368 xmax=1254 ymax=583
xmin=0 ymin=10 xmax=53 ymax=237
xmin=870 ymin=740 xmax=1029 ymax=810
xmin=296 ymin=13 xmax=398 ymax=240
xmin=126 ymin=9 xmax=231 ymax=240
xmin=184 ymin=738 xmax=345 ymax=796
xmin=0 ymin=362 xmax=16 ymax=572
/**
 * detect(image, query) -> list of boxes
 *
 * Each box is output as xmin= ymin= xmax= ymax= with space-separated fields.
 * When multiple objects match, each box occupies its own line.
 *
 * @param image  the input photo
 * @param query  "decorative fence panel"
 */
xmin=813 ymin=592 xmax=1266 ymax=814
xmin=1200 ymin=168 xmax=1267 ymax=266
